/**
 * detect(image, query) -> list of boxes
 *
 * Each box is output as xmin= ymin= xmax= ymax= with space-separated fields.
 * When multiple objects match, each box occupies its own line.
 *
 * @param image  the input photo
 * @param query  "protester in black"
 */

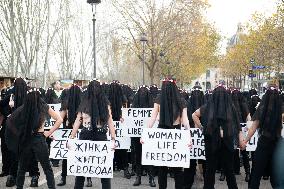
xmin=192 ymin=86 xmax=246 ymax=189
xmin=5 ymin=88 xmax=63 ymax=189
xmin=108 ymin=81 xmax=131 ymax=178
xmin=131 ymin=86 xmax=156 ymax=187
xmin=0 ymin=78 xmax=39 ymax=187
xmin=183 ymin=86 xmax=205 ymax=189
xmin=146 ymin=79 xmax=190 ymax=189
xmin=69 ymin=80 xmax=116 ymax=189
xmin=231 ymin=89 xmax=251 ymax=182
xmin=57 ymin=85 xmax=81 ymax=186
xmin=243 ymin=87 xmax=284 ymax=189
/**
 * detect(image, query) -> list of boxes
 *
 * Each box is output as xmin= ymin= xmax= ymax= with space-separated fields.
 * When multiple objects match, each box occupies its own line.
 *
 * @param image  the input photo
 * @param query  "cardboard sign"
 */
xmin=107 ymin=121 xmax=131 ymax=149
xmin=49 ymin=129 xmax=80 ymax=159
xmin=67 ymin=140 xmax=113 ymax=178
xmin=141 ymin=128 xmax=190 ymax=168
xmin=241 ymin=122 xmax=258 ymax=151
xmin=122 ymin=108 xmax=158 ymax=137
xmin=190 ymin=128 xmax=205 ymax=160
xmin=44 ymin=104 xmax=63 ymax=129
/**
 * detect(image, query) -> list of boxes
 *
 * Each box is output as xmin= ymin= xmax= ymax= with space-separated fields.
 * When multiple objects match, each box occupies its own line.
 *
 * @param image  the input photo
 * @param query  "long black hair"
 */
xmin=6 ymin=89 xmax=48 ymax=155
xmin=188 ymin=88 xmax=204 ymax=127
xmin=231 ymin=90 xmax=249 ymax=123
xmin=13 ymin=78 xmax=28 ymax=109
xmin=132 ymin=86 xmax=154 ymax=108
xmin=255 ymin=88 xmax=283 ymax=138
xmin=202 ymin=86 xmax=240 ymax=152
xmin=67 ymin=85 xmax=81 ymax=127
xmin=108 ymin=81 xmax=125 ymax=121
xmin=159 ymin=80 xmax=184 ymax=128
xmin=78 ymin=80 xmax=109 ymax=129
xmin=45 ymin=88 xmax=59 ymax=104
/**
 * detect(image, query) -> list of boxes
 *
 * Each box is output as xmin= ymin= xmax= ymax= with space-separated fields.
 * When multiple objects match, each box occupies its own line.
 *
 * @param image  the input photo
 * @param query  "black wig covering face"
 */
xmin=231 ymin=90 xmax=249 ymax=123
xmin=159 ymin=81 xmax=184 ymax=128
xmin=249 ymin=95 xmax=261 ymax=116
xmin=45 ymin=88 xmax=59 ymax=104
xmin=108 ymin=82 xmax=125 ymax=121
xmin=13 ymin=78 xmax=28 ymax=109
xmin=5 ymin=90 xmax=48 ymax=156
xmin=253 ymin=89 xmax=283 ymax=138
xmin=132 ymin=86 xmax=154 ymax=108
xmin=78 ymin=80 xmax=109 ymax=130
xmin=67 ymin=85 xmax=81 ymax=127
xmin=202 ymin=86 xmax=240 ymax=152
xmin=188 ymin=89 xmax=204 ymax=127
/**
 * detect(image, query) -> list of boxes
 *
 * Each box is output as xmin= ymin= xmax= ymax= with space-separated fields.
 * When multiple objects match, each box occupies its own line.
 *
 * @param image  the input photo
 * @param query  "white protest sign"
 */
xmin=122 ymin=108 xmax=158 ymax=137
xmin=141 ymin=128 xmax=190 ymax=168
xmin=67 ymin=139 xmax=113 ymax=178
xmin=190 ymin=128 xmax=205 ymax=160
xmin=242 ymin=121 xmax=258 ymax=151
xmin=107 ymin=121 xmax=131 ymax=149
xmin=44 ymin=104 xmax=63 ymax=129
xmin=49 ymin=129 xmax=80 ymax=159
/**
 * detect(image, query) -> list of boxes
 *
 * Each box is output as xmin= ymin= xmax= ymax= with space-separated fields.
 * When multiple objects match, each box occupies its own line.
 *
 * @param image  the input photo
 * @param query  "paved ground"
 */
xmin=0 ymin=159 xmax=272 ymax=189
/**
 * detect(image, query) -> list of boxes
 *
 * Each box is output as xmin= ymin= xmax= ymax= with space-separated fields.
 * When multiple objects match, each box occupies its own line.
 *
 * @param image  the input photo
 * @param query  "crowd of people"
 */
xmin=0 ymin=77 xmax=283 ymax=189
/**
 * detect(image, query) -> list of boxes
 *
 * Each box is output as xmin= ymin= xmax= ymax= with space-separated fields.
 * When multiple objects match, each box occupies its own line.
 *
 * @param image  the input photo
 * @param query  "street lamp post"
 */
xmin=87 ymin=0 xmax=101 ymax=78
xmin=140 ymin=33 xmax=147 ymax=85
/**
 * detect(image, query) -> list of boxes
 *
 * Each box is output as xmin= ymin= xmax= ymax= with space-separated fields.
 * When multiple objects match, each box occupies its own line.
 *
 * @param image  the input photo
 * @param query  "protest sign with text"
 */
xmin=241 ymin=122 xmax=258 ymax=151
xmin=107 ymin=121 xmax=131 ymax=149
xmin=190 ymin=128 xmax=205 ymax=160
xmin=44 ymin=104 xmax=63 ymax=129
xmin=122 ymin=108 xmax=158 ymax=137
xmin=141 ymin=128 xmax=190 ymax=168
xmin=67 ymin=140 xmax=113 ymax=178
xmin=49 ymin=129 xmax=80 ymax=159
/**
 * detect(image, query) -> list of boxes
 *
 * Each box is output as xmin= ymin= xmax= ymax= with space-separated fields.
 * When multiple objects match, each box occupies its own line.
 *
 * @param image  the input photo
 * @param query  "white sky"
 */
xmin=206 ymin=0 xmax=278 ymax=52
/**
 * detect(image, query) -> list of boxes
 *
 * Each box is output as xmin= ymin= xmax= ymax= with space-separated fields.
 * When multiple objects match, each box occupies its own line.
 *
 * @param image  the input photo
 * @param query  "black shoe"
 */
xmin=57 ymin=176 xmax=66 ymax=186
xmin=30 ymin=176 xmax=39 ymax=187
xmin=219 ymin=173 xmax=225 ymax=181
xmin=149 ymin=177 xmax=156 ymax=187
xmin=6 ymin=175 xmax=16 ymax=187
xmin=124 ymin=168 xmax=131 ymax=179
xmin=0 ymin=172 xmax=8 ymax=177
xmin=133 ymin=176 xmax=141 ymax=186
xmin=86 ymin=177 xmax=92 ymax=187
xmin=245 ymin=173 xmax=250 ymax=182
xmin=263 ymin=176 xmax=269 ymax=180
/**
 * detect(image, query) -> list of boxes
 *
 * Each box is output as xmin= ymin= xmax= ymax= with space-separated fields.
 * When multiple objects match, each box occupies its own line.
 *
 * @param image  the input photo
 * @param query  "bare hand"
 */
xmin=44 ymin=131 xmax=50 ymax=138
xmin=140 ymin=137 xmax=144 ymax=144
xmin=111 ymin=140 xmax=117 ymax=151
xmin=120 ymin=117 xmax=124 ymax=123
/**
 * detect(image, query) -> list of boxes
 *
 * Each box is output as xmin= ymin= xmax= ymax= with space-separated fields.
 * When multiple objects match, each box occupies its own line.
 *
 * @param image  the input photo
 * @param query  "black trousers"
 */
xmin=61 ymin=159 xmax=67 ymax=177
xmin=1 ymin=126 xmax=10 ymax=173
xmin=204 ymin=139 xmax=238 ymax=189
xmin=249 ymin=136 xmax=278 ymax=189
xmin=233 ymin=149 xmax=250 ymax=174
xmin=16 ymin=134 xmax=55 ymax=189
xmin=158 ymin=166 xmax=183 ymax=189
xmin=183 ymin=159 xmax=197 ymax=189
xmin=132 ymin=137 xmax=155 ymax=177
xmin=74 ymin=129 xmax=111 ymax=189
